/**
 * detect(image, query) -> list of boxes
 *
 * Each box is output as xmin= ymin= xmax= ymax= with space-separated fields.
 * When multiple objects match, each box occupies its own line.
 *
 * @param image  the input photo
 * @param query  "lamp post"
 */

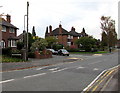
xmin=26 ymin=1 xmax=29 ymax=60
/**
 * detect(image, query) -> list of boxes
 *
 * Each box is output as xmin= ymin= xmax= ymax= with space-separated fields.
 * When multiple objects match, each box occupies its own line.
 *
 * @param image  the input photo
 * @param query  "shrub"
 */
xmin=11 ymin=49 xmax=21 ymax=54
xmin=2 ymin=47 xmax=12 ymax=56
xmin=28 ymin=52 xmax=35 ymax=58
xmin=17 ymin=42 xmax=24 ymax=50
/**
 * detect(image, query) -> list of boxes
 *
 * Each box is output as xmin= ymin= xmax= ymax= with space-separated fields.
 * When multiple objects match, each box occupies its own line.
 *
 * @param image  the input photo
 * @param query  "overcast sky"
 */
xmin=0 ymin=0 xmax=119 ymax=39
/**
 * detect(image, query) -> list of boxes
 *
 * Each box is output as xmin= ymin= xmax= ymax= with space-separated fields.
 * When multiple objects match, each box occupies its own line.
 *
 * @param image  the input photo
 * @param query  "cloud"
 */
xmin=0 ymin=0 xmax=119 ymax=39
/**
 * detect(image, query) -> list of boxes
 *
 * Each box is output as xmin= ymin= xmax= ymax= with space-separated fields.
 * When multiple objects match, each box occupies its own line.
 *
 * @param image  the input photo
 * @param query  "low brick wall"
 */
xmin=34 ymin=50 xmax=52 ymax=59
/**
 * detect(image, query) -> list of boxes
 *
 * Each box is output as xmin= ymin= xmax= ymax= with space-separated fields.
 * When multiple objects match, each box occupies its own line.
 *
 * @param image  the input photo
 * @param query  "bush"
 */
xmin=17 ymin=42 xmax=24 ymax=50
xmin=67 ymin=48 xmax=80 ymax=52
xmin=28 ymin=52 xmax=35 ymax=58
xmin=53 ymin=44 xmax=63 ymax=50
xmin=11 ymin=49 xmax=21 ymax=54
xmin=2 ymin=47 xmax=12 ymax=56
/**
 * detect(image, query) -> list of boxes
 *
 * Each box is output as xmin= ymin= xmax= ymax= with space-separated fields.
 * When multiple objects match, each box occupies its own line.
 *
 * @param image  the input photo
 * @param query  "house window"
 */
xmin=9 ymin=28 xmax=15 ymax=33
xmin=67 ymin=42 xmax=71 ymax=46
xmin=2 ymin=26 xmax=6 ymax=32
xmin=8 ymin=40 xmax=16 ymax=47
xmin=68 ymin=35 xmax=71 ymax=39
xmin=71 ymin=36 xmax=73 ymax=39
xmin=0 ymin=40 xmax=5 ymax=48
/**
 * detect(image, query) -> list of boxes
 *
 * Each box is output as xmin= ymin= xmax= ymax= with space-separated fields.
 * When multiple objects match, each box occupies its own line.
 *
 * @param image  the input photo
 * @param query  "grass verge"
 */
xmin=1 ymin=55 xmax=25 ymax=63
xmin=70 ymin=51 xmax=108 ymax=54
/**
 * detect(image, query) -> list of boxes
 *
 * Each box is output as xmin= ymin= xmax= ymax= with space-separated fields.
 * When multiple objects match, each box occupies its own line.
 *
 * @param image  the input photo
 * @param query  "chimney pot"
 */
xmin=6 ymin=14 xmax=11 ymax=23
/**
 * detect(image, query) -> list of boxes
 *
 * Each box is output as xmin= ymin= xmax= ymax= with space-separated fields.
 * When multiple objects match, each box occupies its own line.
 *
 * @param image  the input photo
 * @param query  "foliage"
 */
xmin=2 ymin=47 xmax=12 ymax=56
xmin=100 ymin=16 xmax=117 ymax=48
xmin=2 ymin=55 xmax=24 ymax=62
xmin=75 ymin=37 xmax=97 ymax=52
xmin=17 ymin=41 xmax=24 ymax=50
xmin=30 ymin=38 xmax=48 ymax=52
xmin=28 ymin=52 xmax=35 ymax=58
xmin=53 ymin=44 xmax=63 ymax=50
xmin=11 ymin=49 xmax=21 ymax=54
xmin=32 ymin=26 xmax=36 ymax=36
xmin=45 ymin=36 xmax=58 ymax=48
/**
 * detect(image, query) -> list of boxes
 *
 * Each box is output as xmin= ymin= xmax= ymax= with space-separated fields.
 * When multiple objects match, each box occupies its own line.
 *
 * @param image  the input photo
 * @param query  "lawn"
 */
xmin=1 ymin=55 xmax=24 ymax=63
xmin=70 ymin=51 xmax=108 ymax=54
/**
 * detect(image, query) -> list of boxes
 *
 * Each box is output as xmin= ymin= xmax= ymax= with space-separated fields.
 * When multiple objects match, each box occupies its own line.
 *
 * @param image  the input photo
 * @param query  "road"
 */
xmin=1 ymin=52 xmax=118 ymax=91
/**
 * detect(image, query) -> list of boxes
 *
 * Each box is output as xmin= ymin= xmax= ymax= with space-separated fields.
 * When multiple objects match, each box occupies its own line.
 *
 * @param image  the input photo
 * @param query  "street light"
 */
xmin=26 ymin=1 xmax=29 ymax=60
xmin=24 ymin=15 xmax=27 ymax=31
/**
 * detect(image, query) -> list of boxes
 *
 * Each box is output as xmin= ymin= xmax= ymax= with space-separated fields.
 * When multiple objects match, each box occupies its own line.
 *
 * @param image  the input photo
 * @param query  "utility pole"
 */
xmin=26 ymin=1 xmax=29 ymax=60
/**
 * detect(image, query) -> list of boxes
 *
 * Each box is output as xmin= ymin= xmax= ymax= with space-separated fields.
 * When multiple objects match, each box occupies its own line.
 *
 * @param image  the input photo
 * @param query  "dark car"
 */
xmin=58 ymin=49 xmax=69 ymax=56
xmin=47 ymin=49 xmax=58 ymax=55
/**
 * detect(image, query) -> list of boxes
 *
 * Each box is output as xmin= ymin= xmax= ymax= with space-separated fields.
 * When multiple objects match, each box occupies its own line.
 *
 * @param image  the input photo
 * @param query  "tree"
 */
xmin=30 ymin=38 xmax=48 ymax=52
xmin=101 ymin=31 xmax=108 ymax=50
xmin=76 ymin=37 xmax=96 ymax=52
xmin=32 ymin=26 xmax=36 ymax=37
xmin=45 ymin=36 xmax=58 ymax=48
xmin=100 ymin=16 xmax=117 ymax=49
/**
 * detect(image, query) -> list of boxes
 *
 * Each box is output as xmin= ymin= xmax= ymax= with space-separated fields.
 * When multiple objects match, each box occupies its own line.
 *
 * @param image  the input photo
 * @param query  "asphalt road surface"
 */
xmin=1 ymin=52 xmax=118 ymax=91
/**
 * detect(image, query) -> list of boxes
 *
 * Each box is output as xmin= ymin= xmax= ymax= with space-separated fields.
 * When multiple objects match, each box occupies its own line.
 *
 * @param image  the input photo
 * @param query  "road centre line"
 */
xmin=0 ymin=79 xmax=15 ymax=84
xmin=51 ymin=68 xmax=68 ymax=73
xmin=23 ymin=73 xmax=46 ymax=78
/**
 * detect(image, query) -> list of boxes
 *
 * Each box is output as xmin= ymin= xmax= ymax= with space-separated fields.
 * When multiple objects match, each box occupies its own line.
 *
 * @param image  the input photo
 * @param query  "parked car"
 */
xmin=58 ymin=49 xmax=69 ymax=56
xmin=47 ymin=49 xmax=58 ymax=55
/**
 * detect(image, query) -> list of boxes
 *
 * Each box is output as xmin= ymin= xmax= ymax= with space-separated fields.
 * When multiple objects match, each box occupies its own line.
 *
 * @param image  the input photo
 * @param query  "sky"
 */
xmin=0 ymin=0 xmax=119 ymax=39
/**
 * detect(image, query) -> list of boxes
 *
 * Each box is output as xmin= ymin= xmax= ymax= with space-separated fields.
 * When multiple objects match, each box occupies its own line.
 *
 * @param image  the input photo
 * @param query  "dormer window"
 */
xmin=9 ymin=28 xmax=15 ymax=33
xmin=2 ymin=26 xmax=6 ymax=32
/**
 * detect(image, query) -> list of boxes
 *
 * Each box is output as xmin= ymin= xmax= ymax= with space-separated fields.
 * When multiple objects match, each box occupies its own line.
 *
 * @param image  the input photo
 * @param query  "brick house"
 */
xmin=45 ymin=24 xmax=88 ymax=48
xmin=0 ymin=14 xmax=18 ymax=49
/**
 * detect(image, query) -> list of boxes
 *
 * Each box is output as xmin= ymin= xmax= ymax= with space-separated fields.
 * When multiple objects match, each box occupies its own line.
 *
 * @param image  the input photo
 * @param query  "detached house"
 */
xmin=0 ymin=14 xmax=18 ymax=49
xmin=45 ymin=24 xmax=88 ymax=48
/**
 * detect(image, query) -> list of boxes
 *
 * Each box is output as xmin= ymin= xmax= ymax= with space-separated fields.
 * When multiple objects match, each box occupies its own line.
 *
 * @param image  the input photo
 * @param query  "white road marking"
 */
xmin=23 ymin=73 xmax=46 ymax=78
xmin=36 ymin=66 xmax=50 ymax=70
xmin=76 ymin=66 xmax=85 ymax=69
xmin=93 ymin=68 xmax=99 ymax=71
xmin=51 ymin=68 xmax=68 ymax=73
xmin=49 ymin=67 xmax=59 ymax=71
xmin=0 ymin=79 xmax=15 ymax=84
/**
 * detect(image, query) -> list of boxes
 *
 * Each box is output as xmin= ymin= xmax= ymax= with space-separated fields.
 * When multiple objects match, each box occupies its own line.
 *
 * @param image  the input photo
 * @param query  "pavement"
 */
xmin=1 ymin=55 xmax=79 ymax=72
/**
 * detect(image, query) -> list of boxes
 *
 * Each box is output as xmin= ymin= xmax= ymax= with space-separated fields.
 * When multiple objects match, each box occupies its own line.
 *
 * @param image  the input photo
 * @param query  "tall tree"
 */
xmin=32 ymin=26 xmax=36 ymax=37
xmin=75 ymin=36 xmax=96 ymax=52
xmin=100 ymin=16 xmax=117 ymax=48
xmin=45 ymin=36 xmax=58 ymax=49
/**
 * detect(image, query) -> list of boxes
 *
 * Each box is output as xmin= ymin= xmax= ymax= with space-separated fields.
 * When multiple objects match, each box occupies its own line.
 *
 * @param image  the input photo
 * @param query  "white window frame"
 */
xmin=1 ymin=40 xmax=5 ymax=48
xmin=67 ymin=42 xmax=71 ymax=46
xmin=68 ymin=35 xmax=71 ymax=39
xmin=2 ymin=26 xmax=6 ymax=32
xmin=8 ymin=40 xmax=17 ymax=47
xmin=71 ymin=36 xmax=73 ymax=39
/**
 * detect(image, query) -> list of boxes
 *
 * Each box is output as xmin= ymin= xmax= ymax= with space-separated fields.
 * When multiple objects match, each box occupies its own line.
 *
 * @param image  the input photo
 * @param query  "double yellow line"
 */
xmin=83 ymin=65 xmax=119 ymax=93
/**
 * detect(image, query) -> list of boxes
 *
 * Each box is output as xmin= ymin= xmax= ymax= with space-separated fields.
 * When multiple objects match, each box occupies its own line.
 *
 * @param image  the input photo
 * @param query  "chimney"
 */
xmin=59 ymin=24 xmax=62 ymax=35
xmin=6 ymin=14 xmax=11 ymax=23
xmin=71 ymin=27 xmax=75 ymax=31
xmin=49 ymin=25 xmax=52 ymax=35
